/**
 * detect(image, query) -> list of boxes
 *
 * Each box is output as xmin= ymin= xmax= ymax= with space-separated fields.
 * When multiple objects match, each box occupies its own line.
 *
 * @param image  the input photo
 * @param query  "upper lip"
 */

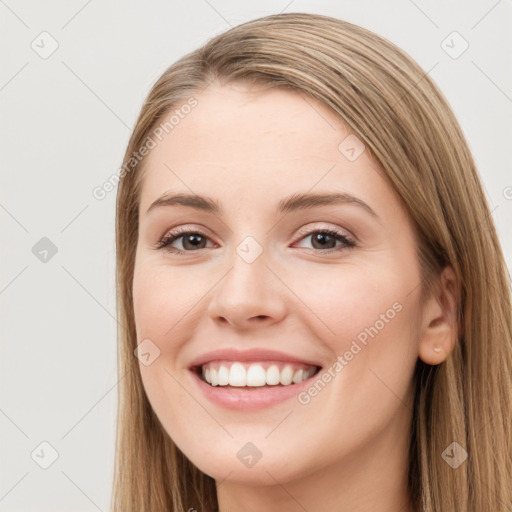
xmin=188 ymin=348 xmax=323 ymax=369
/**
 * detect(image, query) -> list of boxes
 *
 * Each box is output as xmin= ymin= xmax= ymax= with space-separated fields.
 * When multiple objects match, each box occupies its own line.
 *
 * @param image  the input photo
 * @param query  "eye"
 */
xmin=293 ymin=227 xmax=356 ymax=253
xmin=155 ymin=227 xmax=215 ymax=254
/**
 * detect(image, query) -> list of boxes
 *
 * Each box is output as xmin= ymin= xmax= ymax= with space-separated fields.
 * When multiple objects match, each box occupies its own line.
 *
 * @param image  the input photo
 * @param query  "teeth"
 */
xmin=246 ymin=364 xmax=266 ymax=387
xmin=201 ymin=361 xmax=317 ymax=387
xmin=229 ymin=362 xmax=246 ymax=386
xmin=266 ymin=365 xmax=281 ymax=385
xmin=292 ymin=369 xmax=304 ymax=384
xmin=280 ymin=365 xmax=294 ymax=385
xmin=218 ymin=365 xmax=229 ymax=385
xmin=210 ymin=367 xmax=219 ymax=386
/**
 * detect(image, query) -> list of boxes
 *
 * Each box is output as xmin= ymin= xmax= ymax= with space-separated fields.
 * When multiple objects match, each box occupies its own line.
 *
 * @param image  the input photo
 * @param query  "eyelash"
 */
xmin=155 ymin=226 xmax=356 ymax=255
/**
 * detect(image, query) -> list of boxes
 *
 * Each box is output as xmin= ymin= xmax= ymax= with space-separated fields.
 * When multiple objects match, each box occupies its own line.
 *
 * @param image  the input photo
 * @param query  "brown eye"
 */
xmin=156 ymin=230 xmax=213 ymax=253
xmin=309 ymin=232 xmax=338 ymax=250
xmin=294 ymin=229 xmax=355 ymax=253
xmin=180 ymin=233 xmax=208 ymax=250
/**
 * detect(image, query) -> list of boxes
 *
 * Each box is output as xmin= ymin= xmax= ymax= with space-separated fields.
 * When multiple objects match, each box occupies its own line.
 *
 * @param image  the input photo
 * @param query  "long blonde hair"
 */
xmin=112 ymin=12 xmax=512 ymax=511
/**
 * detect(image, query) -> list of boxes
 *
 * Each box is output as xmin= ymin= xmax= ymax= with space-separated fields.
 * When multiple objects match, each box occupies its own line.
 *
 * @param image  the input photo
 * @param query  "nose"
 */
xmin=206 ymin=243 xmax=287 ymax=330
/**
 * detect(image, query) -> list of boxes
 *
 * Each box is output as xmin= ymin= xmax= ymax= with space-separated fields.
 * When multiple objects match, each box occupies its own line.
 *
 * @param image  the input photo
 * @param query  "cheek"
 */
xmin=132 ymin=260 xmax=203 ymax=340
xmin=287 ymin=257 xmax=422 ymax=417
xmin=286 ymin=265 xmax=420 ymax=451
xmin=288 ymin=259 xmax=419 ymax=351
xmin=132 ymin=260 xmax=196 ymax=442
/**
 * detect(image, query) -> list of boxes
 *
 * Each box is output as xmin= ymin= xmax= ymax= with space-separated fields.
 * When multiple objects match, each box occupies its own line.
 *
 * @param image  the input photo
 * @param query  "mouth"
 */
xmin=191 ymin=361 xmax=322 ymax=389
xmin=186 ymin=348 xmax=325 ymax=409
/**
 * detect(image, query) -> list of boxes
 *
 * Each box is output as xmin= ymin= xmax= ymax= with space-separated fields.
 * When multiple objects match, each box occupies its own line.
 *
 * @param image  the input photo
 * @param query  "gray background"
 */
xmin=1 ymin=1 xmax=511 ymax=510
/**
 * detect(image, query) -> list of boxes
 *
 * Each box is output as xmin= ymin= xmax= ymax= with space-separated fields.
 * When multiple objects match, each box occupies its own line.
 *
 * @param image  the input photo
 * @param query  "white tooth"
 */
xmin=229 ymin=362 xmax=246 ymax=386
xmin=210 ymin=367 xmax=219 ymax=386
xmin=246 ymin=364 xmax=267 ymax=387
xmin=218 ymin=365 xmax=229 ymax=385
xmin=266 ymin=365 xmax=281 ymax=385
xmin=280 ymin=365 xmax=294 ymax=385
xmin=292 ymin=369 xmax=304 ymax=383
xmin=204 ymin=362 xmax=315 ymax=388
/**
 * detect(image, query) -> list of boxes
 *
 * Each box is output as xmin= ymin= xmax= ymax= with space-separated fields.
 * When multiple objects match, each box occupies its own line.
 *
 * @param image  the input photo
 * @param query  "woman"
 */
xmin=112 ymin=12 xmax=512 ymax=512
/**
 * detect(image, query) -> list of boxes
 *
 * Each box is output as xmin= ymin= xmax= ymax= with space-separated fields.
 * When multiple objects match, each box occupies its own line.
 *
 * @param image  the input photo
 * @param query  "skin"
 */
xmin=132 ymin=82 xmax=458 ymax=512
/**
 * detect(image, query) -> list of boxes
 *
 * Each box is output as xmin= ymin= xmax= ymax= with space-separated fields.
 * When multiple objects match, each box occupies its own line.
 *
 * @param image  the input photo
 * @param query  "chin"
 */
xmin=177 ymin=438 xmax=306 ymax=485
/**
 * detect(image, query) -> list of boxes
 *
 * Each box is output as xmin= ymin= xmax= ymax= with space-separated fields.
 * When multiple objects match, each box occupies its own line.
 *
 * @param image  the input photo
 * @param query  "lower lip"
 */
xmin=188 ymin=368 xmax=320 ymax=410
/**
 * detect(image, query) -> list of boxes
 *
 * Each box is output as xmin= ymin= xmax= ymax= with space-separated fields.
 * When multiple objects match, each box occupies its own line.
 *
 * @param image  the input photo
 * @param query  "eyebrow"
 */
xmin=146 ymin=191 xmax=378 ymax=219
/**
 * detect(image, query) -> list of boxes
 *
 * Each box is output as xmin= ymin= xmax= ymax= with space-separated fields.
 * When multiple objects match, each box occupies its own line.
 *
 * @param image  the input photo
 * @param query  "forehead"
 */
xmin=138 ymin=82 xmax=387 ymax=213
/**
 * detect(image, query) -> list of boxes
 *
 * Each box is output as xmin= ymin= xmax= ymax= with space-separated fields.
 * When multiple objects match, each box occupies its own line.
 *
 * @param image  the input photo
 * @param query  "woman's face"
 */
xmin=133 ymin=82 xmax=424 ymax=486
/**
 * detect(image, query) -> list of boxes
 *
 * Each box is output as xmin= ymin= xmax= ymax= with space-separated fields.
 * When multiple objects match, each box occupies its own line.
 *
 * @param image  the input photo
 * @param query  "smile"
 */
xmin=199 ymin=361 xmax=320 ymax=387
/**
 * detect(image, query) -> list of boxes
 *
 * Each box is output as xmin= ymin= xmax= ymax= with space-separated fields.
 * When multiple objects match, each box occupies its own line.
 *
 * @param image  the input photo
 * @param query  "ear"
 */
xmin=418 ymin=265 xmax=459 ymax=365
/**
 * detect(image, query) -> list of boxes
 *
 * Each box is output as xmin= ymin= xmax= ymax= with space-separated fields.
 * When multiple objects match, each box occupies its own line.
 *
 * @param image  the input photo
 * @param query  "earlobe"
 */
xmin=418 ymin=342 xmax=450 ymax=365
xmin=418 ymin=265 xmax=459 ymax=365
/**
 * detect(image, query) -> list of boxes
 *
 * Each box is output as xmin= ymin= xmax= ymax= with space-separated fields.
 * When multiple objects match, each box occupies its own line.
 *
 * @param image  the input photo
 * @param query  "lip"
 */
xmin=188 ymin=348 xmax=323 ymax=369
xmin=188 ymin=366 xmax=321 ymax=410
